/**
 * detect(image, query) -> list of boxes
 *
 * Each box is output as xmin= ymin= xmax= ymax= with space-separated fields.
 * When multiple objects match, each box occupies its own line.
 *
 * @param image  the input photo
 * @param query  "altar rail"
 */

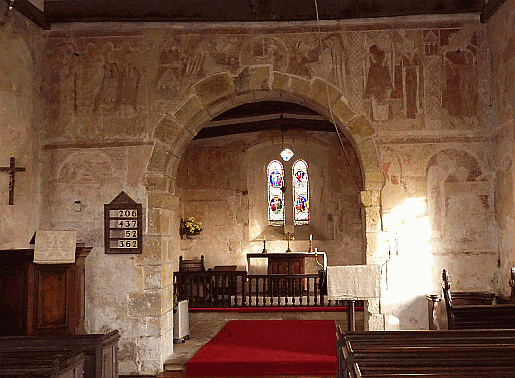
xmin=173 ymin=270 xmax=345 ymax=308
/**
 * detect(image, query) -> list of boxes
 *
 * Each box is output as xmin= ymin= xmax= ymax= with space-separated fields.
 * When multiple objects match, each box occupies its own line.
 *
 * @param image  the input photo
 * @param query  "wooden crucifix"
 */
xmin=0 ymin=157 xmax=26 ymax=205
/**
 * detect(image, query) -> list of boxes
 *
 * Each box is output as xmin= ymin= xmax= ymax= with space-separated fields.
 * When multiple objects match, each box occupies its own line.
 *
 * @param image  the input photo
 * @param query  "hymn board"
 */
xmin=104 ymin=191 xmax=142 ymax=254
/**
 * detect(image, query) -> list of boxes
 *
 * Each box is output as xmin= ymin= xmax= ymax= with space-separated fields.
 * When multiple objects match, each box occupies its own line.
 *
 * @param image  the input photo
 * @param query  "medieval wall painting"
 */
xmin=93 ymin=43 xmax=142 ymax=114
xmin=426 ymin=149 xmax=493 ymax=250
xmin=44 ymin=38 xmax=149 ymax=137
xmin=42 ymin=23 xmax=485 ymax=139
xmin=441 ymin=27 xmax=479 ymax=120
xmin=490 ymin=10 xmax=515 ymax=124
xmin=361 ymin=31 xmax=424 ymax=122
xmin=156 ymin=36 xmax=207 ymax=98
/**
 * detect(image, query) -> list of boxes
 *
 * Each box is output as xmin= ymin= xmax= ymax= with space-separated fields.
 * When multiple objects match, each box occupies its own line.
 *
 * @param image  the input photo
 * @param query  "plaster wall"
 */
xmin=488 ymin=0 xmax=515 ymax=297
xmin=176 ymin=130 xmax=364 ymax=269
xmin=0 ymin=9 xmax=503 ymax=374
xmin=0 ymin=6 xmax=45 ymax=248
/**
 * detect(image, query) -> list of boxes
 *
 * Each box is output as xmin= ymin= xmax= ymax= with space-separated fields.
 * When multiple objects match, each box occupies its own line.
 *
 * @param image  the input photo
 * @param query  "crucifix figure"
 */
xmin=0 ymin=157 xmax=26 ymax=205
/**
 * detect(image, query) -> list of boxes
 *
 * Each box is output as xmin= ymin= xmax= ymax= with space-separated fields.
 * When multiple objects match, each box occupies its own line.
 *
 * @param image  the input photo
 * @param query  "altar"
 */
xmin=246 ymin=252 xmax=327 ymax=275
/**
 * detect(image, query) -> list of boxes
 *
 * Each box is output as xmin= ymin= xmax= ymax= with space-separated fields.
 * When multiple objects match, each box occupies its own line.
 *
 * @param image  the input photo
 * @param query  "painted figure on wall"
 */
xmin=239 ymin=36 xmax=289 ymax=72
xmin=426 ymin=149 xmax=484 ymax=241
xmin=46 ymin=42 xmax=80 ymax=122
xmin=364 ymin=34 xmax=394 ymax=121
xmin=93 ymin=49 xmax=123 ymax=112
xmin=441 ymin=29 xmax=479 ymax=118
xmin=156 ymin=38 xmax=187 ymax=96
xmin=156 ymin=37 xmax=205 ymax=96
xmin=304 ymin=34 xmax=347 ymax=95
xmin=397 ymin=38 xmax=423 ymax=119
xmin=80 ymin=43 xmax=104 ymax=111
xmin=120 ymin=50 xmax=141 ymax=112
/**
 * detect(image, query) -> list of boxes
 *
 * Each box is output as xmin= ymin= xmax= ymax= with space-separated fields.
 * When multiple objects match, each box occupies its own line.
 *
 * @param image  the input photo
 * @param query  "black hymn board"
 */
xmin=104 ymin=191 xmax=142 ymax=254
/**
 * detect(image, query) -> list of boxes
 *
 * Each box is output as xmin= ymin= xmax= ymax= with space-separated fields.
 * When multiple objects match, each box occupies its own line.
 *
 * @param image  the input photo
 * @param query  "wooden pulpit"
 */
xmin=0 ymin=244 xmax=91 ymax=336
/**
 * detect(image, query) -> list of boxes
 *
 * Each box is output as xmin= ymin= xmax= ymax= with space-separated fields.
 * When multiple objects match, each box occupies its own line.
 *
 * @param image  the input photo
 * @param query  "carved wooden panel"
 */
xmin=35 ymin=265 xmax=69 ymax=333
xmin=0 ymin=246 xmax=90 ymax=336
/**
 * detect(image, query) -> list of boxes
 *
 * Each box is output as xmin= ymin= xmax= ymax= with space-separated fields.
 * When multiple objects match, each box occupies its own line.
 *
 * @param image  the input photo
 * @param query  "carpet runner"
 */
xmin=185 ymin=320 xmax=337 ymax=377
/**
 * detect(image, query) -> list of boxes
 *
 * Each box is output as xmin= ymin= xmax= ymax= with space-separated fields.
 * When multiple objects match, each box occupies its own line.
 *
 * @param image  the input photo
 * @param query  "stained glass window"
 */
xmin=268 ymin=160 xmax=285 ymax=226
xmin=293 ymin=159 xmax=309 ymax=225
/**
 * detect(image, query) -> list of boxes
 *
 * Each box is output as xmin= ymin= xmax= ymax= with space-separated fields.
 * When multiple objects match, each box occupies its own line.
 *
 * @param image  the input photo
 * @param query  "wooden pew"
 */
xmin=442 ymin=269 xmax=515 ymax=330
xmin=0 ymin=350 xmax=86 ymax=378
xmin=337 ymin=327 xmax=515 ymax=378
xmin=0 ymin=331 xmax=120 ymax=378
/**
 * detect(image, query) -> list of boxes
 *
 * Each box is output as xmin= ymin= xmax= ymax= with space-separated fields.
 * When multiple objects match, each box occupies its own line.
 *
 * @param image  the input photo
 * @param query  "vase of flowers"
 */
xmin=180 ymin=217 xmax=203 ymax=239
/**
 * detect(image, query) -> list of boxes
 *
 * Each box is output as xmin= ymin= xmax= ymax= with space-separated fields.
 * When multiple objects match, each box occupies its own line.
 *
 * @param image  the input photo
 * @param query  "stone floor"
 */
xmin=161 ymin=310 xmax=364 ymax=374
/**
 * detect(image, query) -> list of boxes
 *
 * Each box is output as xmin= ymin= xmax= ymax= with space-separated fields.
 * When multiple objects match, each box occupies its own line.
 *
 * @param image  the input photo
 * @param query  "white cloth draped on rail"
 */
xmin=327 ymin=265 xmax=381 ymax=300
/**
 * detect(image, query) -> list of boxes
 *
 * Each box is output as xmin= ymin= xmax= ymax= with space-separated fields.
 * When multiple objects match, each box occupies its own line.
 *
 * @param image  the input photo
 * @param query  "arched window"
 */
xmin=268 ymin=160 xmax=285 ymax=226
xmin=293 ymin=159 xmax=309 ymax=225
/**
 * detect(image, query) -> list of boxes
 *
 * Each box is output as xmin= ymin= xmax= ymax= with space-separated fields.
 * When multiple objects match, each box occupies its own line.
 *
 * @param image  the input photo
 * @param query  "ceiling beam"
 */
xmin=194 ymin=117 xmax=336 ymax=139
xmin=43 ymin=0 xmax=484 ymax=24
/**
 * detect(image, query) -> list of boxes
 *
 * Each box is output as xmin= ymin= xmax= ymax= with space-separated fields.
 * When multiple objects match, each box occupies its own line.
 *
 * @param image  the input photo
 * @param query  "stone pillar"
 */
xmin=360 ymin=189 xmax=385 ymax=330
xmin=126 ymin=191 xmax=179 ymax=374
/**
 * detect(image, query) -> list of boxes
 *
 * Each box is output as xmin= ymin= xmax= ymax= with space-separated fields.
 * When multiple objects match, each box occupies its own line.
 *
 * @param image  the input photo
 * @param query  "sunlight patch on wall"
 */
xmin=382 ymin=198 xmax=434 ymax=304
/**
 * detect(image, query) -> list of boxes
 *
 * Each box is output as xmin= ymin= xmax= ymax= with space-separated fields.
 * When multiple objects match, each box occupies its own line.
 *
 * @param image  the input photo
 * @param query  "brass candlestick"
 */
xmin=284 ymin=232 xmax=295 ymax=253
xmin=262 ymin=239 xmax=267 ymax=254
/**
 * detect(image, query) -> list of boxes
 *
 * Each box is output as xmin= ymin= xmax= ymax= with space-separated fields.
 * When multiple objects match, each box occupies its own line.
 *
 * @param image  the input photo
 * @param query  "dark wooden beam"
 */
xmin=213 ymin=101 xmax=319 ymax=121
xmin=10 ymin=0 xmax=49 ymax=30
xmin=481 ymin=0 xmax=508 ymax=22
xmin=194 ymin=118 xmax=336 ymax=139
xmin=43 ymin=0 xmax=484 ymax=24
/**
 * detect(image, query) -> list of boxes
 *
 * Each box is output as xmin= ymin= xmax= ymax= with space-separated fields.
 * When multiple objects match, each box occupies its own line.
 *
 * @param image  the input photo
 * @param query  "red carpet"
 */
xmin=185 ymin=320 xmax=336 ymax=377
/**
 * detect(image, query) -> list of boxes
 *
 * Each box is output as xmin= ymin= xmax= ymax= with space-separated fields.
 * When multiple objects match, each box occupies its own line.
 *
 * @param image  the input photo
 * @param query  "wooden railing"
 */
xmin=245 ymin=273 xmax=323 ymax=307
xmin=173 ymin=270 xmax=332 ymax=308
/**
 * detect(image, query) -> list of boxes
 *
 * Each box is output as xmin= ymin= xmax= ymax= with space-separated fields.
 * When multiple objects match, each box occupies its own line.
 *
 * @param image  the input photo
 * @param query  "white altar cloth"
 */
xmin=327 ymin=265 xmax=381 ymax=300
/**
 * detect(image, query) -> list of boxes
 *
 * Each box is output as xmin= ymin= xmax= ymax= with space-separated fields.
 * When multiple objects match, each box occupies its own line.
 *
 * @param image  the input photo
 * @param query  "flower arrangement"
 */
xmin=180 ymin=217 xmax=203 ymax=238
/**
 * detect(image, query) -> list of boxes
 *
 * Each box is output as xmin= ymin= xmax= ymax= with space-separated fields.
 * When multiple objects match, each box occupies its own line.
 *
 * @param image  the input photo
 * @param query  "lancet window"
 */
xmin=293 ymin=159 xmax=309 ymax=225
xmin=267 ymin=159 xmax=309 ymax=226
xmin=268 ymin=160 xmax=285 ymax=226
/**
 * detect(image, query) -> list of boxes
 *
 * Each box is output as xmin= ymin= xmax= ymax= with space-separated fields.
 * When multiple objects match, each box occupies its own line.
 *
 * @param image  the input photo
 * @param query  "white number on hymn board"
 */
xmin=109 ymin=209 xmax=138 ymax=218
xmin=110 ymin=220 xmax=138 ymax=228
xmin=114 ymin=240 xmax=138 ymax=248
xmin=110 ymin=229 xmax=138 ymax=238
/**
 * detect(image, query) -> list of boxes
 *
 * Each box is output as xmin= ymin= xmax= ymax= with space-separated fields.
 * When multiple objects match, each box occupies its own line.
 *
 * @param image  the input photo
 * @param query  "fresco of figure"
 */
xmin=120 ymin=51 xmax=141 ymax=112
xmin=442 ymin=32 xmax=479 ymax=118
xmin=93 ymin=50 xmax=123 ymax=112
xmin=398 ymin=38 xmax=423 ymax=119
xmin=364 ymin=40 xmax=393 ymax=121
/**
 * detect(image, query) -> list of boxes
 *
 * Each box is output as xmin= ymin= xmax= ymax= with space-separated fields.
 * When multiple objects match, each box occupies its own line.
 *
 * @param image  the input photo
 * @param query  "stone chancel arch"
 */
xmin=146 ymin=66 xmax=386 ymax=331
xmin=148 ymin=67 xmax=382 ymax=193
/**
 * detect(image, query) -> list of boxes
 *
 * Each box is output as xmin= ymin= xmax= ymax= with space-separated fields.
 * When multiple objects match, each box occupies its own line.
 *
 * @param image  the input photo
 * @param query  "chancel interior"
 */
xmin=1 ymin=0 xmax=515 ymax=375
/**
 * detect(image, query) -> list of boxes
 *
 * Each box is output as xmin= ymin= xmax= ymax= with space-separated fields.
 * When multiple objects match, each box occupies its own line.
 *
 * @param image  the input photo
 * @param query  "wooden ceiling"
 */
xmin=14 ymin=0 xmax=504 ymax=30
xmin=42 ymin=0 xmax=487 ymax=23
xmin=196 ymin=102 xmax=336 ymax=139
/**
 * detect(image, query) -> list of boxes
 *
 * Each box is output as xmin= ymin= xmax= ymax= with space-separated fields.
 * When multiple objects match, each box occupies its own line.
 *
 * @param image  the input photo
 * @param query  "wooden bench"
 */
xmin=337 ymin=327 xmax=515 ymax=378
xmin=442 ymin=269 xmax=515 ymax=330
xmin=0 ymin=330 xmax=120 ymax=378
xmin=0 ymin=350 xmax=86 ymax=378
